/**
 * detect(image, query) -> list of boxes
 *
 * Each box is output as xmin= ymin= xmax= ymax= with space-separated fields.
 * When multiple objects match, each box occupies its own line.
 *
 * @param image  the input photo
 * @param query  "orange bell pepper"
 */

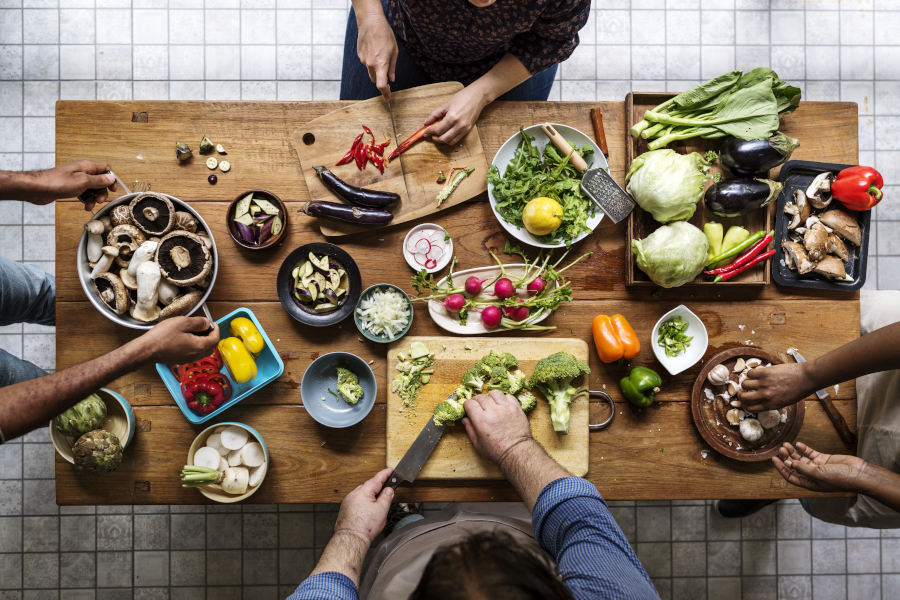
xmin=592 ymin=314 xmax=640 ymax=363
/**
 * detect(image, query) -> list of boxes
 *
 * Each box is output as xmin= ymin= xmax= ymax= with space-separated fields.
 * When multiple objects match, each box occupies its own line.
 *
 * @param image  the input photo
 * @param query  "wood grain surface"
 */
xmin=386 ymin=337 xmax=590 ymax=480
xmin=291 ymin=83 xmax=488 ymax=237
xmin=55 ymin=99 xmax=860 ymax=504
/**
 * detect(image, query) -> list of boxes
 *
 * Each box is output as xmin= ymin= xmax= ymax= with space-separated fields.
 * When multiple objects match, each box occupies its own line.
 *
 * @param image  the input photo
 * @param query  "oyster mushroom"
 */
xmin=109 ymin=204 xmax=132 ymax=226
xmin=131 ymin=261 xmax=161 ymax=323
xmin=827 ymin=233 xmax=850 ymax=262
xmin=84 ymin=220 xmax=105 ymax=262
xmin=782 ymin=240 xmax=815 ymax=274
xmin=129 ymin=193 xmax=175 ymax=236
xmin=172 ymin=211 xmax=198 ymax=233
xmin=90 ymin=246 xmax=119 ymax=279
xmin=159 ymin=289 xmax=203 ymax=320
xmin=803 ymin=223 xmax=829 ymax=262
xmin=107 ymin=224 xmax=146 ymax=268
xmin=94 ymin=272 xmax=128 ymax=315
xmin=813 ymin=255 xmax=847 ymax=280
xmin=126 ymin=240 xmax=159 ymax=280
xmin=739 ymin=418 xmax=764 ymax=442
xmin=818 ymin=209 xmax=861 ymax=246
xmin=156 ymin=230 xmax=212 ymax=287
xmin=806 ymin=172 xmax=833 ymax=209
xmin=157 ymin=279 xmax=181 ymax=306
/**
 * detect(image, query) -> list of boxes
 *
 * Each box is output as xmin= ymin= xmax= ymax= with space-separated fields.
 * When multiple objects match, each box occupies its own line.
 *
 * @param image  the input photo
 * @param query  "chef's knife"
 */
xmin=385 ymin=98 xmax=408 ymax=182
xmin=786 ymin=348 xmax=857 ymax=449
xmin=384 ymin=397 xmax=450 ymax=489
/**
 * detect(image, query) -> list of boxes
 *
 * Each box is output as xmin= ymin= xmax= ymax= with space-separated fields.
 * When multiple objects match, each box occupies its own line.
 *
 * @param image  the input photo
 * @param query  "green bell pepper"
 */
xmin=619 ymin=366 xmax=662 ymax=407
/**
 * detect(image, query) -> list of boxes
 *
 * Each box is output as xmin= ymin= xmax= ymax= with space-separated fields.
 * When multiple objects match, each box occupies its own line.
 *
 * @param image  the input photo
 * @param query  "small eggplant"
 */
xmin=234 ymin=221 xmax=256 ymax=243
xmin=298 ymin=201 xmax=393 ymax=225
xmin=312 ymin=166 xmax=400 ymax=208
xmin=719 ymin=133 xmax=799 ymax=176
xmin=706 ymin=178 xmax=783 ymax=218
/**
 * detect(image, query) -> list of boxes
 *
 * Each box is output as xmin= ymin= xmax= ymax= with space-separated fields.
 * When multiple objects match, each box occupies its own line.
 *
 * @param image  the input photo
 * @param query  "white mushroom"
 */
xmin=90 ymin=246 xmax=119 ymax=279
xmin=739 ymin=418 xmax=764 ymax=442
xmin=157 ymin=279 xmax=181 ymax=306
xmin=806 ymin=172 xmax=833 ymax=209
xmin=707 ymin=364 xmax=730 ymax=386
xmin=84 ymin=220 xmax=105 ymax=262
xmin=130 ymin=260 xmax=161 ymax=322
xmin=126 ymin=240 xmax=159 ymax=279
xmin=757 ymin=410 xmax=781 ymax=430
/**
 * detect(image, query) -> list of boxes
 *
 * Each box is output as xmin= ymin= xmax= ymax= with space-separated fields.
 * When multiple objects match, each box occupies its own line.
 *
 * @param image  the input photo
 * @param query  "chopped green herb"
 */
xmin=657 ymin=316 xmax=693 ymax=357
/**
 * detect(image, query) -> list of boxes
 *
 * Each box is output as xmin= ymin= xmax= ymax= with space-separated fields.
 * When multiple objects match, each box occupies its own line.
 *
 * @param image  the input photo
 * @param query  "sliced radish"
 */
xmin=205 ymin=433 xmax=228 ymax=456
xmin=218 ymin=456 xmax=228 ymax=472
xmin=428 ymin=245 xmax=444 ymax=260
xmin=425 ymin=259 xmax=437 ymax=269
xmin=414 ymin=252 xmax=428 ymax=266
xmin=249 ymin=463 xmax=266 ymax=487
xmin=227 ymin=448 xmax=243 ymax=467
xmin=414 ymin=238 xmax=431 ymax=254
xmin=240 ymin=442 xmax=265 ymax=468
xmin=220 ymin=426 xmax=248 ymax=450
xmin=193 ymin=446 xmax=221 ymax=470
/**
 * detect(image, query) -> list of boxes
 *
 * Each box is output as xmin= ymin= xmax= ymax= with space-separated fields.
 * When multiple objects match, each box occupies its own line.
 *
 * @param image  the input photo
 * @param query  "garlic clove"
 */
xmin=733 ymin=358 xmax=746 ymax=372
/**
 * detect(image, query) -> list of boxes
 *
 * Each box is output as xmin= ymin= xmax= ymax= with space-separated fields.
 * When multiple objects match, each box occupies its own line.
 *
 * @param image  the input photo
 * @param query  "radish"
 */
xmin=221 ymin=467 xmax=249 ymax=495
xmin=193 ymin=446 xmax=221 ymax=470
xmin=493 ymin=278 xmax=515 ymax=299
xmin=527 ymin=276 xmax=546 ymax=296
xmin=503 ymin=299 xmax=530 ymax=322
xmin=227 ymin=448 xmax=243 ymax=467
xmin=240 ymin=442 xmax=265 ymax=468
xmin=220 ymin=426 xmax=248 ymax=450
xmin=465 ymin=276 xmax=488 ymax=296
xmin=205 ymin=433 xmax=228 ymax=456
xmin=249 ymin=463 xmax=266 ymax=487
xmin=218 ymin=456 xmax=228 ymax=472
xmin=481 ymin=305 xmax=502 ymax=329
xmin=443 ymin=293 xmax=465 ymax=313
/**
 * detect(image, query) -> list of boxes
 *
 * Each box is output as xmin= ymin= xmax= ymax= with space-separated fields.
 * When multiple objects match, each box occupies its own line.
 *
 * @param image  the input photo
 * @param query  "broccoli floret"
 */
xmin=499 ymin=352 xmax=518 ymax=370
xmin=528 ymin=352 xmax=590 ymax=434
xmin=461 ymin=367 xmax=488 ymax=392
xmin=507 ymin=369 xmax=527 ymax=395
xmin=454 ymin=385 xmax=474 ymax=402
xmin=432 ymin=393 xmax=467 ymax=427
xmin=336 ymin=367 xmax=363 ymax=405
xmin=517 ymin=389 xmax=537 ymax=413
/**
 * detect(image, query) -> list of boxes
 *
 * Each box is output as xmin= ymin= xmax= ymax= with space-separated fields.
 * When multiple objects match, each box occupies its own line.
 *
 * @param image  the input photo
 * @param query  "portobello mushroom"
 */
xmin=159 ymin=289 xmax=203 ymax=320
xmin=94 ymin=272 xmax=128 ymax=315
xmin=813 ymin=255 xmax=847 ymax=280
xmin=172 ymin=211 xmax=199 ymax=233
xmin=109 ymin=204 xmax=132 ymax=226
xmin=129 ymin=193 xmax=175 ymax=236
xmin=827 ymin=233 xmax=850 ymax=262
xmin=818 ymin=209 xmax=861 ymax=246
xmin=155 ymin=230 xmax=212 ymax=287
xmin=782 ymin=240 xmax=815 ymax=275
xmin=107 ymin=224 xmax=146 ymax=268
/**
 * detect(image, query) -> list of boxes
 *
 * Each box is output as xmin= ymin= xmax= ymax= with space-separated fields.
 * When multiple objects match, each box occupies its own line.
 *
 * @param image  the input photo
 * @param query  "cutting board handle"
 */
xmin=540 ymin=124 xmax=588 ymax=172
xmin=588 ymin=389 xmax=615 ymax=430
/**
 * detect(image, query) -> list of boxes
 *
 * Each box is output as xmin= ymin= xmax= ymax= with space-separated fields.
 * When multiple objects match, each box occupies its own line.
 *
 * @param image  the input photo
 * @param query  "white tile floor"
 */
xmin=1 ymin=0 xmax=899 ymax=598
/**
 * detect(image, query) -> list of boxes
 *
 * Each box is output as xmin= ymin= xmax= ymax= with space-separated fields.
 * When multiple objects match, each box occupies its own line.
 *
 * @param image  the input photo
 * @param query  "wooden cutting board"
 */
xmin=386 ymin=336 xmax=590 ymax=480
xmin=291 ymin=82 xmax=488 ymax=237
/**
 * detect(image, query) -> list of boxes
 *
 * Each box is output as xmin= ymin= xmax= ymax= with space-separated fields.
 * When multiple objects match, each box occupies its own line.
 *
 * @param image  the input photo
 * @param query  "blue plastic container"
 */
xmin=156 ymin=308 xmax=285 ymax=424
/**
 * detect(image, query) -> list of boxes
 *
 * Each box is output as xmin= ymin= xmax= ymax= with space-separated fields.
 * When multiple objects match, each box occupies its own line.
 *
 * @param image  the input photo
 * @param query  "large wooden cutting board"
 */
xmin=291 ymin=82 xmax=488 ymax=237
xmin=386 ymin=336 xmax=590 ymax=480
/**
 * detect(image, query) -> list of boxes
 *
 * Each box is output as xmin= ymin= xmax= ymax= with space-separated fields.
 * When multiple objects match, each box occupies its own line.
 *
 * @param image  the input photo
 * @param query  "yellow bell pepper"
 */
xmin=218 ymin=337 xmax=257 ymax=383
xmin=230 ymin=317 xmax=265 ymax=355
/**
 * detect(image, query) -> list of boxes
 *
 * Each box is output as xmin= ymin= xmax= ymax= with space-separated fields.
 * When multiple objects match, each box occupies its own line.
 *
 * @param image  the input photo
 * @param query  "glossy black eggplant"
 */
xmin=705 ymin=178 xmax=783 ymax=218
xmin=719 ymin=133 xmax=799 ymax=176
xmin=298 ymin=201 xmax=394 ymax=225
xmin=313 ymin=166 xmax=400 ymax=208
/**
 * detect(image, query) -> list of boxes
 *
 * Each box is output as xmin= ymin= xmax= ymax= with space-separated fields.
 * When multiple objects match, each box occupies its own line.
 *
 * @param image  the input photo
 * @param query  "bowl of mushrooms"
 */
xmin=77 ymin=192 xmax=218 ymax=330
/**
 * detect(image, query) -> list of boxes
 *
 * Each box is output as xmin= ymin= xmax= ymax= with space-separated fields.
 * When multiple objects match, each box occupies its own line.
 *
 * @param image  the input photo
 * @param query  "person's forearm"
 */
xmin=0 ymin=170 xmax=47 ymax=202
xmin=0 ymin=336 xmax=152 ymax=441
xmin=499 ymin=438 xmax=570 ymax=511
xmin=857 ymin=461 xmax=900 ymax=512
xmin=351 ymin=0 xmax=386 ymax=23
xmin=309 ymin=530 xmax=370 ymax=586
xmin=803 ymin=321 xmax=900 ymax=394
xmin=469 ymin=54 xmax=532 ymax=106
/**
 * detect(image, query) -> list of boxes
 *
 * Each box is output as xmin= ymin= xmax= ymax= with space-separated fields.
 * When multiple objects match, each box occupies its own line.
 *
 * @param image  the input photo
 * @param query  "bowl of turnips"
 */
xmin=180 ymin=422 xmax=269 ymax=503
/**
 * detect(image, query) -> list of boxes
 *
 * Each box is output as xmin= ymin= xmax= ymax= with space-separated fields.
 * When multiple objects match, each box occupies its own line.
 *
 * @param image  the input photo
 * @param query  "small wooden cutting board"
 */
xmin=291 ymin=82 xmax=488 ymax=237
xmin=386 ymin=336 xmax=590 ymax=480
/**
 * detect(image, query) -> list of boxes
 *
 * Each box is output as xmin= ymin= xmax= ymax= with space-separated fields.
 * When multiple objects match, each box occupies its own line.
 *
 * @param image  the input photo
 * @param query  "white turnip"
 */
xmin=193 ymin=446 xmax=221 ymax=470
xmin=205 ymin=433 xmax=228 ymax=456
xmin=227 ymin=448 xmax=243 ymax=466
xmin=221 ymin=467 xmax=249 ymax=494
xmin=240 ymin=442 xmax=265 ymax=468
xmin=220 ymin=426 xmax=248 ymax=450
xmin=249 ymin=463 xmax=266 ymax=487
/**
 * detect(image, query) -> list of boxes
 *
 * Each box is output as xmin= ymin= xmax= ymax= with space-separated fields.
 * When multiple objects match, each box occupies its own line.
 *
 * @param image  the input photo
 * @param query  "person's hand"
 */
xmin=138 ymin=316 xmax=220 ymax=365
xmin=772 ymin=441 xmax=869 ymax=493
xmin=334 ymin=468 xmax=394 ymax=545
xmin=463 ymin=390 xmax=532 ymax=466
xmin=424 ymin=85 xmax=488 ymax=147
xmin=739 ymin=362 xmax=815 ymax=411
xmin=356 ymin=12 xmax=398 ymax=102
xmin=33 ymin=161 xmax=117 ymax=209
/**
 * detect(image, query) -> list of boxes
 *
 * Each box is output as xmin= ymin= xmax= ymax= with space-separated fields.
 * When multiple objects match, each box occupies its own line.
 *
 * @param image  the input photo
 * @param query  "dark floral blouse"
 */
xmin=385 ymin=0 xmax=590 ymax=85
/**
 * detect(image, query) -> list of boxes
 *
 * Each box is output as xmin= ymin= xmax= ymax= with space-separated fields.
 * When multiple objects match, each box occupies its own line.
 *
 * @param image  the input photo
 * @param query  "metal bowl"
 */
xmin=76 ymin=192 xmax=219 ymax=330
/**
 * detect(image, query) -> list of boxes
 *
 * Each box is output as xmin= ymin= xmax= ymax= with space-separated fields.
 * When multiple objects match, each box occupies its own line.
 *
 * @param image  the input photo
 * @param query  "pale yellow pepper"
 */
xmin=218 ymin=337 xmax=257 ymax=383
xmin=230 ymin=317 xmax=265 ymax=355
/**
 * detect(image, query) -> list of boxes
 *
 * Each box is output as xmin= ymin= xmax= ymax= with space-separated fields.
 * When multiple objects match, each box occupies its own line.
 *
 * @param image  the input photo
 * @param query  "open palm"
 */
xmin=772 ymin=441 xmax=868 ymax=493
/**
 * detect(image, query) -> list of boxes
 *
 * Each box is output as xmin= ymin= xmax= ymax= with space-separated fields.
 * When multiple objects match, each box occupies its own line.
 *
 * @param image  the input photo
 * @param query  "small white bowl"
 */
xmin=651 ymin=305 xmax=709 ymax=376
xmin=187 ymin=422 xmax=269 ymax=503
xmin=402 ymin=223 xmax=453 ymax=273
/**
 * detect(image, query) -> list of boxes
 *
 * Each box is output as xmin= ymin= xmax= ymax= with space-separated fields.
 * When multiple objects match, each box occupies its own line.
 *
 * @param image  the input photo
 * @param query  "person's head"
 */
xmin=409 ymin=531 xmax=574 ymax=600
xmin=467 ymin=0 xmax=497 ymax=6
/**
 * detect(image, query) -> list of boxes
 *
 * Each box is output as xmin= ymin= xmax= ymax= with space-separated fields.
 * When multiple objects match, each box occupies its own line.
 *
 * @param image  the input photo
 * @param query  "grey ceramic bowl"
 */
xmin=76 ymin=192 xmax=218 ymax=330
xmin=300 ymin=352 xmax=376 ymax=428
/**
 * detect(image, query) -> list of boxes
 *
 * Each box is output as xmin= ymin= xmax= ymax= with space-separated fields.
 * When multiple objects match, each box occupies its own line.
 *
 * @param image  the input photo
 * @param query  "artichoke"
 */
xmin=53 ymin=394 xmax=107 ymax=437
xmin=72 ymin=429 xmax=123 ymax=473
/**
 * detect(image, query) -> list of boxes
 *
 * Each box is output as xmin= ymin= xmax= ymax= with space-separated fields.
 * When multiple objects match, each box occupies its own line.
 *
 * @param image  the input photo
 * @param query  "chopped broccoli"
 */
xmin=432 ymin=391 xmax=467 ymax=426
xmin=461 ymin=367 xmax=488 ymax=391
xmin=528 ymin=352 xmax=590 ymax=434
xmin=499 ymin=353 xmax=519 ymax=370
xmin=391 ymin=342 xmax=436 ymax=407
xmin=336 ymin=367 xmax=363 ymax=404
xmin=517 ymin=389 xmax=537 ymax=413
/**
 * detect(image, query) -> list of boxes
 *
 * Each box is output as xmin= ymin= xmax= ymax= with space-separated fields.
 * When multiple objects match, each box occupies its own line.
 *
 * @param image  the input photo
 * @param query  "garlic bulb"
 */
xmin=707 ymin=364 xmax=730 ymax=386
xmin=739 ymin=418 xmax=764 ymax=442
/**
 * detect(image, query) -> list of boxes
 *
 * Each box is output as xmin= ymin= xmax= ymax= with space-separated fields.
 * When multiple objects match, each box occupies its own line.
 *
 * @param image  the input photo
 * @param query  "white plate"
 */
xmin=426 ymin=263 xmax=557 ymax=335
xmin=402 ymin=223 xmax=453 ymax=273
xmin=651 ymin=305 xmax=709 ymax=376
xmin=488 ymin=123 xmax=607 ymax=249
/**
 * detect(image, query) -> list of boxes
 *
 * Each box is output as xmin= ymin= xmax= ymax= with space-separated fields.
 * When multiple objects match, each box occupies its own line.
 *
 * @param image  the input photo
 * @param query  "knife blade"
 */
xmin=787 ymin=347 xmax=857 ymax=449
xmin=385 ymin=99 xmax=408 ymax=183
xmin=385 ymin=402 xmax=448 ymax=489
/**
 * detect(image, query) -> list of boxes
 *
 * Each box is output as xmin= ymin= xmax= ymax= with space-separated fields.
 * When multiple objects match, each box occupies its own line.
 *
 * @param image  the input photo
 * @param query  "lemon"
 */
xmin=522 ymin=197 xmax=563 ymax=236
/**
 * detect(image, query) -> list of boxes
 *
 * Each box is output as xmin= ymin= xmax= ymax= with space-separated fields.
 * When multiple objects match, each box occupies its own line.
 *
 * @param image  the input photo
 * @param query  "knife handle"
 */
xmin=590 ymin=108 xmax=610 ymax=158
xmin=384 ymin=471 xmax=403 ymax=490
xmin=540 ymin=124 xmax=587 ymax=172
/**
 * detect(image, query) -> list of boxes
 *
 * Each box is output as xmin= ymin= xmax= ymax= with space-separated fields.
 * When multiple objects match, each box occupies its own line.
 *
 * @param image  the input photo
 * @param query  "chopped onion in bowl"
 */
xmin=356 ymin=287 xmax=410 ymax=339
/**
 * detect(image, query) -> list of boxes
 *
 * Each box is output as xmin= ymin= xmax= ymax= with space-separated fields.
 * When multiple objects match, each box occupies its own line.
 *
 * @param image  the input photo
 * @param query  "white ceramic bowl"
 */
xmin=487 ymin=123 xmax=607 ymax=249
xmin=651 ymin=305 xmax=709 ymax=376
xmin=402 ymin=223 xmax=453 ymax=273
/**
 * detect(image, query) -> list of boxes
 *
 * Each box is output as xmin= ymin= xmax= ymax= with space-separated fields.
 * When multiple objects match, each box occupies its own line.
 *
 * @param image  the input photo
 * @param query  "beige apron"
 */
xmin=358 ymin=502 xmax=546 ymax=599
xmin=806 ymin=290 xmax=900 ymax=528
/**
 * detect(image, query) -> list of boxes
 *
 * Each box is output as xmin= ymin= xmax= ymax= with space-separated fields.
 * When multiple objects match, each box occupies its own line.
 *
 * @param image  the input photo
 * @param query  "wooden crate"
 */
xmin=625 ymin=92 xmax=774 ymax=286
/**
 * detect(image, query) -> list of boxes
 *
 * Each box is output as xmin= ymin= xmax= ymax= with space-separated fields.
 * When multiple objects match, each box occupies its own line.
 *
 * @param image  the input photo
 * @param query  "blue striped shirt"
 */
xmin=288 ymin=477 xmax=658 ymax=599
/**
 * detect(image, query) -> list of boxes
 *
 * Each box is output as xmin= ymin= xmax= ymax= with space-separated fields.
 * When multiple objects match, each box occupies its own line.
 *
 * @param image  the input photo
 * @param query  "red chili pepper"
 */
xmin=362 ymin=125 xmax=374 ymax=139
xmin=831 ymin=166 xmax=883 ymax=211
xmin=354 ymin=140 xmax=367 ymax=170
xmin=367 ymin=149 xmax=385 ymax=173
xmin=715 ymin=248 xmax=776 ymax=282
xmin=388 ymin=124 xmax=429 ymax=161
xmin=704 ymin=232 xmax=773 ymax=276
xmin=336 ymin=133 xmax=363 ymax=166
xmin=184 ymin=377 xmax=226 ymax=415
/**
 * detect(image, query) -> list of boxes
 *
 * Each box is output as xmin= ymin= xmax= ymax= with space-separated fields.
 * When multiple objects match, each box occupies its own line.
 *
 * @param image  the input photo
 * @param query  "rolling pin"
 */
xmin=540 ymin=124 xmax=588 ymax=172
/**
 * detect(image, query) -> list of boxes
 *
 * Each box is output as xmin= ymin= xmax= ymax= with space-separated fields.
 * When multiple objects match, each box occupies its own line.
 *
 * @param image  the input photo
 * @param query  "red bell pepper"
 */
xmin=831 ymin=166 xmax=883 ymax=211
xmin=184 ymin=378 xmax=226 ymax=415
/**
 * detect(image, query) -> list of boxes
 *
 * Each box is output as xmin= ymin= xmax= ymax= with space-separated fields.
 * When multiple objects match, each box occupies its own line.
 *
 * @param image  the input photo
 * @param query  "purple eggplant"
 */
xmin=234 ymin=221 xmax=255 ymax=243
xmin=719 ymin=133 xmax=799 ymax=176
xmin=298 ymin=201 xmax=393 ymax=225
xmin=258 ymin=218 xmax=275 ymax=244
xmin=313 ymin=166 xmax=400 ymax=208
xmin=705 ymin=178 xmax=783 ymax=218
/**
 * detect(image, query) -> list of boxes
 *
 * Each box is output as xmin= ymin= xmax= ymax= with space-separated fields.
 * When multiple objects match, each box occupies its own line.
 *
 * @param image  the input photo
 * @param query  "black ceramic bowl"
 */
xmin=276 ymin=242 xmax=362 ymax=327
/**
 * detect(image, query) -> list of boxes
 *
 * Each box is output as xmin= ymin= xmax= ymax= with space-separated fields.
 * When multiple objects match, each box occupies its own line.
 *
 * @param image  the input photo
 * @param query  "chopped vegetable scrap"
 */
xmin=335 ymin=366 xmax=364 ymax=405
xmin=336 ymin=126 xmax=391 ymax=173
xmin=356 ymin=286 xmax=410 ymax=340
xmin=436 ymin=170 xmax=446 ymax=184
xmin=656 ymin=316 xmax=693 ymax=357
xmin=292 ymin=252 xmax=350 ymax=312
xmin=232 ymin=192 xmax=284 ymax=246
xmin=170 ymin=350 xmax=233 ymax=416
xmin=175 ymin=142 xmax=192 ymax=162
xmin=388 ymin=124 xmax=429 ymax=161
xmin=391 ymin=341 xmax=435 ymax=407
xmin=436 ymin=167 xmax=474 ymax=207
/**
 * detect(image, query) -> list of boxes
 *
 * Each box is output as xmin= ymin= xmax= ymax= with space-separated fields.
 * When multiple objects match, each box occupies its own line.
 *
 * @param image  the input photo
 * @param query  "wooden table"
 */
xmin=54 ymin=100 xmax=860 ymax=504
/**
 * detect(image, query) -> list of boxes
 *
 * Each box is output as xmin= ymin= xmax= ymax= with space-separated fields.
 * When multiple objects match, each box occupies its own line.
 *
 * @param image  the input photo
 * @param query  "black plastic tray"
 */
xmin=772 ymin=160 xmax=870 ymax=291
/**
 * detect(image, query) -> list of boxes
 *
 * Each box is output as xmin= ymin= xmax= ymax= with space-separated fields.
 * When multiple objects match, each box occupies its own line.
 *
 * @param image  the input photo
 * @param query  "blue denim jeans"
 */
xmin=340 ymin=6 xmax=558 ymax=102
xmin=0 ymin=255 xmax=54 ymax=386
